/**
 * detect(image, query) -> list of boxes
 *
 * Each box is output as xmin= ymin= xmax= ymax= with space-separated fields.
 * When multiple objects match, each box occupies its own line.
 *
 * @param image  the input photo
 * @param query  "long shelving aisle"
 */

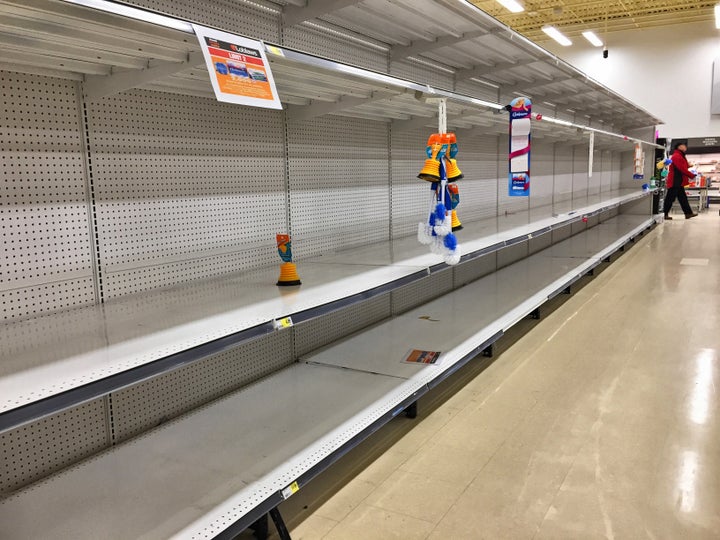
xmin=0 ymin=0 xmax=662 ymax=537
xmin=0 ymin=190 xmax=650 ymax=433
xmin=0 ymin=213 xmax=654 ymax=540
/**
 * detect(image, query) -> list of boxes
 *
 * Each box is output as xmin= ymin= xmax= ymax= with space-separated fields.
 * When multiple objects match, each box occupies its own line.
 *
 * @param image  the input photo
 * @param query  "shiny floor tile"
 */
xmin=322 ymin=504 xmax=435 ymax=540
xmin=363 ymin=469 xmax=466 ymax=524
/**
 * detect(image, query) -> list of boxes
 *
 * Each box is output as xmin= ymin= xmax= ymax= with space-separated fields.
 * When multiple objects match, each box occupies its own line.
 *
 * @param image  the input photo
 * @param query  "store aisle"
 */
xmin=284 ymin=213 xmax=720 ymax=540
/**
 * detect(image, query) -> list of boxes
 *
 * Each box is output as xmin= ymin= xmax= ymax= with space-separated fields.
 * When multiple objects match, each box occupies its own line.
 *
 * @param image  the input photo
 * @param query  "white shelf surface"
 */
xmin=0 ymin=190 xmax=649 ymax=420
xmin=0 ymin=363 xmax=415 ymax=540
xmin=0 ymin=213 xmax=653 ymax=540
xmin=306 ymin=214 xmax=653 ymax=382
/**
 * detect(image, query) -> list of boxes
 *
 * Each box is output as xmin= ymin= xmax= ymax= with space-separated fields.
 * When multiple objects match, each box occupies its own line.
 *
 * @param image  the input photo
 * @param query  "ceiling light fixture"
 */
xmin=496 ymin=0 xmax=525 ymax=13
xmin=542 ymin=25 xmax=572 ymax=46
xmin=715 ymin=4 xmax=720 ymax=29
xmin=582 ymin=30 xmax=603 ymax=47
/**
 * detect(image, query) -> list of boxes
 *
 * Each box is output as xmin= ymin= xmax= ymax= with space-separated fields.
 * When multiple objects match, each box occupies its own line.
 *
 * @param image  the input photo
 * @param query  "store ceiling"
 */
xmin=470 ymin=0 xmax=716 ymax=41
xmin=0 ymin=0 xmax=662 ymax=137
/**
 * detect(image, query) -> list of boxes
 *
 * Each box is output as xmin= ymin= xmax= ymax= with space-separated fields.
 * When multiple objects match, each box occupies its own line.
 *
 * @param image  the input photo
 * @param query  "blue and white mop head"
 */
xmin=418 ymin=221 xmax=433 ymax=245
xmin=434 ymin=216 xmax=452 ymax=236
xmin=442 ymin=233 xmax=460 ymax=265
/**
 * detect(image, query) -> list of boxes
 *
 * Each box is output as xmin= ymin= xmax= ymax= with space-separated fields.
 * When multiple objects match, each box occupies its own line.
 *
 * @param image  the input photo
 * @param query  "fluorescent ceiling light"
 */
xmin=542 ymin=25 xmax=572 ymax=46
xmin=496 ymin=0 xmax=524 ymax=13
xmin=582 ymin=30 xmax=603 ymax=47
xmin=716 ymin=5 xmax=720 ymax=29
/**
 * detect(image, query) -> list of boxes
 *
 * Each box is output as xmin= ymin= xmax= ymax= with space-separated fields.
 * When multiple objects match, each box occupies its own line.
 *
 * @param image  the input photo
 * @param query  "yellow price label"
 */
xmin=266 ymin=45 xmax=284 ymax=57
xmin=278 ymin=317 xmax=293 ymax=328
xmin=282 ymin=481 xmax=300 ymax=499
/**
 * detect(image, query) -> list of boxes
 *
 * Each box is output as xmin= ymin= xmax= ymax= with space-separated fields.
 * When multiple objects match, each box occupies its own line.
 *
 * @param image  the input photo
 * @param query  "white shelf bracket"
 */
xmin=390 ymin=31 xmax=485 ymax=62
xmin=391 ymin=108 xmax=460 ymax=133
xmin=420 ymin=96 xmax=447 ymax=134
xmin=437 ymin=98 xmax=447 ymax=134
xmin=283 ymin=0 xmax=364 ymax=27
xmin=455 ymin=58 xmax=536 ymax=82
xmin=285 ymin=90 xmax=398 ymax=121
xmin=501 ymin=74 xmax=576 ymax=96
xmin=83 ymin=51 xmax=205 ymax=100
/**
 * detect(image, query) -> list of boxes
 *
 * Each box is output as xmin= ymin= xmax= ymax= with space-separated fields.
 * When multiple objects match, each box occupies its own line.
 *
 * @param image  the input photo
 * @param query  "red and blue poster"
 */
xmin=508 ymin=97 xmax=532 ymax=197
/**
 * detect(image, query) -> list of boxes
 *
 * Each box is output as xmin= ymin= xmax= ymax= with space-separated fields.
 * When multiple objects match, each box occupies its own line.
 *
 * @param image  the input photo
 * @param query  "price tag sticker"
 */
xmin=266 ymin=45 xmax=284 ymax=57
xmin=281 ymin=481 xmax=300 ymax=500
xmin=275 ymin=317 xmax=293 ymax=330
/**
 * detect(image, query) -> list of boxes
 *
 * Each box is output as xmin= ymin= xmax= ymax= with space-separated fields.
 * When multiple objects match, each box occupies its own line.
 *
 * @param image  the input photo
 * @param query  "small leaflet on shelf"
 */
xmin=403 ymin=349 xmax=442 ymax=365
xmin=193 ymin=24 xmax=282 ymax=110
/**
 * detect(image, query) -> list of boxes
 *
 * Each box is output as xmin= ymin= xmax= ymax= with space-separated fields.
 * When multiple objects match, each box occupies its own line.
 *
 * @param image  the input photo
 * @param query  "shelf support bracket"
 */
xmin=283 ymin=0 xmax=363 ymax=27
xmin=499 ymin=74 xmax=577 ymax=96
xmin=83 ymin=51 xmax=205 ymax=100
xmin=404 ymin=401 xmax=418 ymax=419
xmin=454 ymin=58 xmax=537 ymax=82
xmin=391 ymin=111 xmax=462 ymax=133
xmin=285 ymin=90 xmax=398 ymax=121
xmin=390 ymin=30 xmax=486 ymax=62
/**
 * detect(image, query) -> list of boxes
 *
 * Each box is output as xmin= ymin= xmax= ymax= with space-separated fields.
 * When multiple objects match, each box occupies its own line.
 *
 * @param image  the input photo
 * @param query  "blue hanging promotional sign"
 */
xmin=508 ymin=97 xmax=532 ymax=197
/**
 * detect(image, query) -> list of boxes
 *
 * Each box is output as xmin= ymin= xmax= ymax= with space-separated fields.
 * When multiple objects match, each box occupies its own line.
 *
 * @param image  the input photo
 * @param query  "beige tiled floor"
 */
xmin=280 ymin=212 xmax=720 ymax=539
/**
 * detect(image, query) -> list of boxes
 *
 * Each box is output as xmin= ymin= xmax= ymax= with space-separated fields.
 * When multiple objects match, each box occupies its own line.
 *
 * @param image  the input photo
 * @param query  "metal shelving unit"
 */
xmin=0 ymin=189 xmax=649 ymax=434
xmin=0 ymin=0 xmax=660 ymax=145
xmin=0 ymin=1 xmax=658 ymax=430
xmin=0 ymin=213 xmax=654 ymax=540
xmin=0 ymin=1 xmax=662 ymax=536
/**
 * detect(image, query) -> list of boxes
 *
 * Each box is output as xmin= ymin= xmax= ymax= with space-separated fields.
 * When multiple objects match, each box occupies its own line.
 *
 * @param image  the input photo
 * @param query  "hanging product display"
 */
xmin=443 ymin=132 xmax=463 ymax=231
xmin=632 ymin=142 xmax=645 ymax=179
xmin=508 ymin=97 xmax=532 ymax=197
xmin=448 ymin=183 xmax=462 ymax=231
xmin=417 ymin=133 xmax=461 ymax=265
xmin=276 ymin=234 xmax=302 ymax=286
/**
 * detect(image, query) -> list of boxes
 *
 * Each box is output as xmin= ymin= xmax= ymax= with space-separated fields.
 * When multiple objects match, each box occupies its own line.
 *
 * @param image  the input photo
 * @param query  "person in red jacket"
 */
xmin=663 ymin=141 xmax=698 ymax=220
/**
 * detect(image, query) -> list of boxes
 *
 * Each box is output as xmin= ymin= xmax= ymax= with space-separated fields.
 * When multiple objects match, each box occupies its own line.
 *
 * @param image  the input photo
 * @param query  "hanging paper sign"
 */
xmin=508 ymin=97 xmax=532 ymax=197
xmin=193 ymin=24 xmax=282 ymax=110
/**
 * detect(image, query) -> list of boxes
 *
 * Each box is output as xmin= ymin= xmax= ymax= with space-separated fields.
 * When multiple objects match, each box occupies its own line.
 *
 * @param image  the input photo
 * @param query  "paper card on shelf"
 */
xmin=193 ymin=24 xmax=282 ymax=110
xmin=403 ymin=349 xmax=442 ymax=365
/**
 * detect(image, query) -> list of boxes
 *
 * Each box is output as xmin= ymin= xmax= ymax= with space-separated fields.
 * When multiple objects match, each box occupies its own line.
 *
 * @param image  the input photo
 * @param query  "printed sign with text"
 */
xmin=193 ymin=24 xmax=282 ymax=109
